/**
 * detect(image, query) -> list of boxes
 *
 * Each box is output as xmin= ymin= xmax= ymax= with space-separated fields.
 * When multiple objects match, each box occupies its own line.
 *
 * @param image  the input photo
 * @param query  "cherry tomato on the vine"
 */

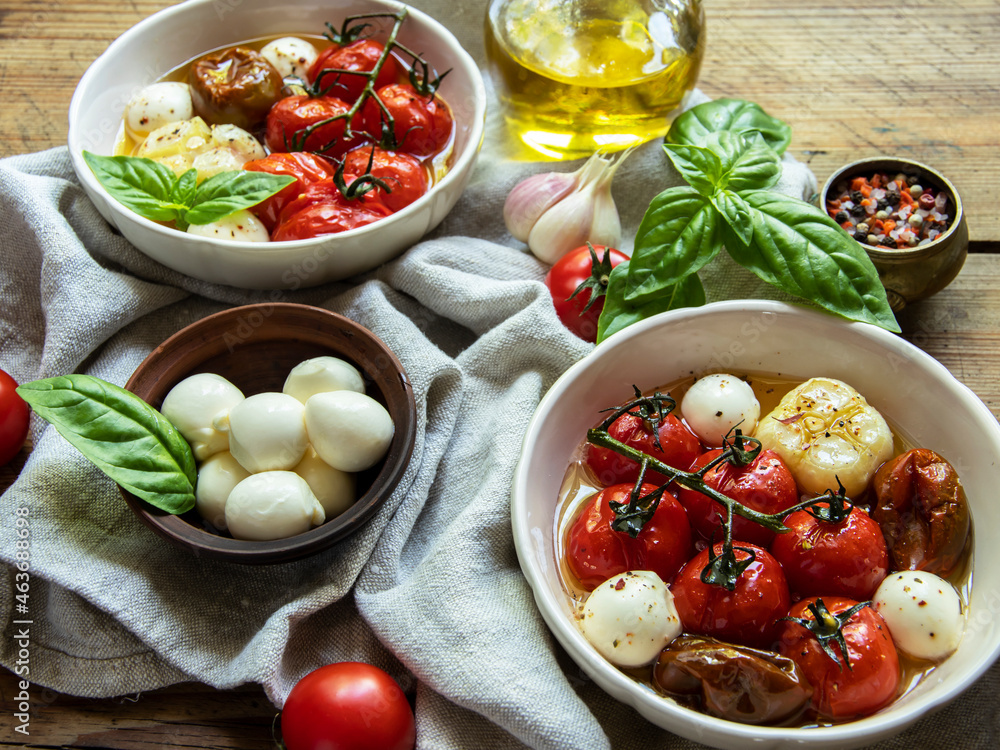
xmin=777 ymin=597 xmax=900 ymax=720
xmin=566 ymin=482 xmax=692 ymax=590
xmin=281 ymin=662 xmax=415 ymax=750
xmin=265 ymin=95 xmax=366 ymax=158
xmin=342 ymin=146 xmax=429 ymax=213
xmin=0 ymin=369 xmax=29 ymax=466
xmin=671 ymin=542 xmax=791 ymax=649
xmin=362 ymin=83 xmax=453 ymax=157
xmin=309 ymin=40 xmax=402 ymax=104
xmin=242 ymin=152 xmax=337 ymax=230
xmin=272 ymin=193 xmax=393 ymax=242
xmin=586 ymin=409 xmax=701 ymax=487
xmin=543 ymin=244 xmax=628 ymax=343
xmin=677 ymin=448 xmax=798 ymax=547
xmin=770 ymin=504 xmax=889 ymax=600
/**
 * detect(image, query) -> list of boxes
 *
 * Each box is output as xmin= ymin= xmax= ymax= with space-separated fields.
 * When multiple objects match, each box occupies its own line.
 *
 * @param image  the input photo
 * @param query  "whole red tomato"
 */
xmin=272 ymin=194 xmax=393 ymax=242
xmin=266 ymin=95 xmax=366 ymax=158
xmin=242 ymin=152 xmax=337 ymax=229
xmin=586 ymin=410 xmax=701 ymax=487
xmin=770 ymin=505 xmax=889 ymax=600
xmin=566 ymin=482 xmax=692 ymax=590
xmin=342 ymin=146 xmax=429 ymax=213
xmin=777 ymin=597 xmax=900 ymax=719
xmin=671 ymin=542 xmax=791 ymax=649
xmin=309 ymin=40 xmax=402 ymax=104
xmin=1 ymin=369 xmax=29 ymax=466
xmin=677 ymin=448 xmax=798 ymax=547
xmin=362 ymin=83 xmax=453 ymax=157
xmin=281 ymin=662 xmax=415 ymax=750
xmin=543 ymin=244 xmax=628 ymax=343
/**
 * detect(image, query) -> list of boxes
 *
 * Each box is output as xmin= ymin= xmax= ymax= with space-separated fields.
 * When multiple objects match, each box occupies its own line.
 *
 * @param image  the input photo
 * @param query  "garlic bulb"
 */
xmin=504 ymin=148 xmax=632 ymax=264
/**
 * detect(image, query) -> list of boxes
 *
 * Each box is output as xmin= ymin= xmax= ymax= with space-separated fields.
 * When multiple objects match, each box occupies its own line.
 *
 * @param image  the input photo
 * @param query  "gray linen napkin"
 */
xmin=2 ymin=2 xmax=996 ymax=749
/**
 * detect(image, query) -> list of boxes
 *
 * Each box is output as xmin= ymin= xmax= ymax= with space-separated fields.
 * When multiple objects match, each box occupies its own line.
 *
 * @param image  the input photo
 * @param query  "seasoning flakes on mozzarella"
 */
xmin=580 ymin=570 xmax=682 ymax=668
xmin=187 ymin=209 xmax=270 ymax=242
xmin=125 ymin=82 xmax=195 ymax=139
xmin=874 ymin=570 xmax=965 ymax=661
xmin=754 ymin=377 xmax=893 ymax=497
xmin=681 ymin=373 xmax=761 ymax=446
xmin=260 ymin=37 xmax=319 ymax=80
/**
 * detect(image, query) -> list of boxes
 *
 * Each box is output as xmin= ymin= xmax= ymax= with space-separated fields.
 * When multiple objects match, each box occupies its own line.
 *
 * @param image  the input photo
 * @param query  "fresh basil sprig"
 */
xmin=596 ymin=99 xmax=900 ymax=342
xmin=16 ymin=375 xmax=197 ymax=514
xmin=83 ymin=152 xmax=294 ymax=231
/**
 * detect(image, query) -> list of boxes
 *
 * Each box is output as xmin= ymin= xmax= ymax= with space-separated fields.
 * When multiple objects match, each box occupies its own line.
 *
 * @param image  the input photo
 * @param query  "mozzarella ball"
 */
xmin=754 ymin=377 xmax=893 ymax=497
xmin=125 ymin=82 xmax=194 ymax=139
xmin=283 ymin=356 xmax=365 ymax=404
xmin=194 ymin=451 xmax=250 ymax=530
xmin=161 ymin=373 xmax=245 ymax=461
xmin=580 ymin=571 xmax=681 ymax=668
xmin=874 ymin=571 xmax=965 ymax=661
xmin=228 ymin=392 xmax=309 ymax=473
xmin=261 ymin=37 xmax=318 ymax=79
xmin=681 ymin=373 xmax=761 ymax=446
xmin=294 ymin=446 xmax=357 ymax=518
xmin=225 ymin=471 xmax=325 ymax=541
xmin=187 ymin=210 xmax=270 ymax=242
xmin=304 ymin=391 xmax=394 ymax=472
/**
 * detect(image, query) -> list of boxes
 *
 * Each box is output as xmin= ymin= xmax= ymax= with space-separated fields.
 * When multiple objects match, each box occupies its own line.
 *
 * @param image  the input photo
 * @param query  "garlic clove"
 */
xmin=527 ymin=180 xmax=600 ymax=264
xmin=503 ymin=170 xmax=579 ymax=242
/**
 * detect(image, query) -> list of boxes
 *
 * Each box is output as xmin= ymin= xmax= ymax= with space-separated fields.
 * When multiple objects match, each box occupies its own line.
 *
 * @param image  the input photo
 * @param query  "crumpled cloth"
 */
xmin=2 ymin=2 xmax=996 ymax=748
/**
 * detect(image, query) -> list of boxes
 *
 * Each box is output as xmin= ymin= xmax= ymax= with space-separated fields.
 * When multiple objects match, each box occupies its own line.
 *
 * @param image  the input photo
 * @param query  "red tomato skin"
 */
xmin=543 ymin=244 xmax=629 ymax=342
xmin=777 ymin=597 xmax=900 ymax=720
xmin=0 ymin=369 xmax=30 ymax=466
xmin=308 ymin=40 xmax=402 ymax=103
xmin=770 ymin=506 xmax=889 ymax=600
xmin=272 ymin=196 xmax=392 ymax=242
xmin=342 ymin=146 xmax=429 ymax=213
xmin=242 ymin=152 xmax=337 ymax=230
xmin=265 ymin=95 xmax=366 ymax=158
xmin=281 ymin=662 xmax=415 ymax=750
xmin=566 ymin=483 xmax=692 ymax=591
xmin=677 ymin=448 xmax=799 ymax=547
xmin=671 ymin=542 xmax=791 ymax=649
xmin=586 ymin=411 xmax=701 ymax=487
xmin=362 ymin=84 xmax=453 ymax=157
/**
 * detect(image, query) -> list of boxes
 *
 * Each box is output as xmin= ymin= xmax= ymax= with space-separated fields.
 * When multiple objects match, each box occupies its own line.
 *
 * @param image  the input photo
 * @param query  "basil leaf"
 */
xmin=662 ymin=143 xmax=723 ymax=195
xmin=598 ymin=263 xmax=706 ymax=343
xmin=729 ymin=191 xmax=900 ymax=332
xmin=668 ymin=98 xmax=792 ymax=155
xmin=16 ymin=375 xmax=197 ymax=514
xmin=185 ymin=171 xmax=295 ymax=226
xmin=704 ymin=131 xmax=781 ymax=192
xmin=626 ymin=187 xmax=721 ymax=302
xmin=82 ymin=152 xmax=185 ymax=222
xmin=712 ymin=189 xmax=754 ymax=247
xmin=173 ymin=168 xmax=198 ymax=207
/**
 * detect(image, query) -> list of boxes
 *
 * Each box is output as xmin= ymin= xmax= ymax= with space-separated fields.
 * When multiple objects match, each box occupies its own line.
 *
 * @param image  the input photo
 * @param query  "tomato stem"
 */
xmin=782 ymin=598 xmax=872 ymax=670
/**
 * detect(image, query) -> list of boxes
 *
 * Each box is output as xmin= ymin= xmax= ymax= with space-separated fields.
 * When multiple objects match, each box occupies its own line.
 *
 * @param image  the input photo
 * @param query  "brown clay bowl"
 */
xmin=122 ymin=303 xmax=416 ymax=564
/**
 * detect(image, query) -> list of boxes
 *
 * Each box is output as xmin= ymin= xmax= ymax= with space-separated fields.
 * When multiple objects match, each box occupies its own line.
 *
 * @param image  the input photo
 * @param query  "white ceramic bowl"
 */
xmin=512 ymin=300 xmax=1000 ymax=750
xmin=68 ymin=0 xmax=485 ymax=289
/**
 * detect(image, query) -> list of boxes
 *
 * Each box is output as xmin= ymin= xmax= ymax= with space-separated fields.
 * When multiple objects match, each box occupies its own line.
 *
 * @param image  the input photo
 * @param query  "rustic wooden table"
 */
xmin=1 ymin=0 xmax=998 ymax=747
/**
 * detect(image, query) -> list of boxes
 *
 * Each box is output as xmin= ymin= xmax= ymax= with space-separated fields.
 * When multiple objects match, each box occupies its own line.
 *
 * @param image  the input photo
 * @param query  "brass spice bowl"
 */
xmin=820 ymin=157 xmax=968 ymax=311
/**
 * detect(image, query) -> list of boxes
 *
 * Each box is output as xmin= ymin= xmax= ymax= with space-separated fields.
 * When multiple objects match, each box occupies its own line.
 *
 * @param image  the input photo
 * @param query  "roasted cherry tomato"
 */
xmin=266 ymin=95 xmax=366 ymax=158
xmin=242 ymin=152 xmax=337 ymax=230
xmin=281 ymin=662 xmax=415 ymax=750
xmin=871 ymin=448 xmax=970 ymax=577
xmin=342 ymin=146 xmax=429 ymax=213
xmin=188 ymin=46 xmax=283 ymax=129
xmin=309 ymin=40 xmax=402 ymax=104
xmin=586 ymin=409 xmax=701 ymax=487
xmin=671 ymin=542 xmax=791 ymax=649
xmin=543 ymin=244 xmax=629 ymax=343
xmin=770 ymin=504 xmax=889 ymax=600
xmin=272 ymin=196 xmax=393 ymax=242
xmin=777 ymin=597 xmax=900 ymax=720
xmin=566 ymin=482 xmax=692 ymax=591
xmin=677 ymin=448 xmax=798 ymax=547
xmin=1 ymin=369 xmax=30 ymax=466
xmin=362 ymin=83 xmax=453 ymax=157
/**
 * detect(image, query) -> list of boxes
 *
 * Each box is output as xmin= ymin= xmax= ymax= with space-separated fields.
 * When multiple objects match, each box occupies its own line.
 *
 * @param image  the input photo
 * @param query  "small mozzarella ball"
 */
xmin=305 ymin=391 xmax=394 ymax=472
xmin=194 ymin=451 xmax=250 ymax=530
xmin=161 ymin=373 xmax=245 ymax=461
xmin=580 ymin=571 xmax=681 ymax=668
xmin=294 ymin=446 xmax=357 ymax=518
xmin=874 ymin=571 xmax=965 ymax=661
xmin=681 ymin=373 xmax=761 ymax=446
xmin=187 ymin=210 xmax=270 ymax=242
xmin=125 ymin=82 xmax=194 ymax=139
xmin=283 ymin=356 xmax=365 ymax=404
xmin=261 ymin=37 xmax=318 ymax=80
xmin=209 ymin=123 xmax=267 ymax=162
xmin=754 ymin=377 xmax=893 ymax=497
xmin=228 ymin=392 xmax=308 ymax=473
xmin=225 ymin=471 xmax=325 ymax=541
